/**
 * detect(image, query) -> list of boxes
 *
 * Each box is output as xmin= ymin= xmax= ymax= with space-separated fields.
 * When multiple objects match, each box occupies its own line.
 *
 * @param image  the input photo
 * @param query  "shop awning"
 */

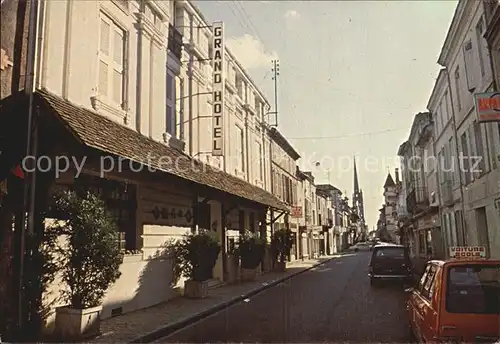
xmin=2 ymin=89 xmax=289 ymax=212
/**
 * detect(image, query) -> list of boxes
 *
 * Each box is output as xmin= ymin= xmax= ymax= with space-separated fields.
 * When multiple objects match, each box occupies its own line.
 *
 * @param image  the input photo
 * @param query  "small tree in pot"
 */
xmin=50 ymin=191 xmax=123 ymax=341
xmin=239 ymin=231 xmax=266 ymax=281
xmin=271 ymin=229 xmax=293 ymax=272
xmin=173 ymin=231 xmax=221 ymax=298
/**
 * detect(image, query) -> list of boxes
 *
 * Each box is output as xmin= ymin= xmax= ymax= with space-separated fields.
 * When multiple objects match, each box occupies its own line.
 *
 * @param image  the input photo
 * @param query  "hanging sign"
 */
xmin=291 ymin=206 xmax=302 ymax=218
xmin=212 ymin=21 xmax=225 ymax=156
xmin=474 ymin=92 xmax=500 ymax=122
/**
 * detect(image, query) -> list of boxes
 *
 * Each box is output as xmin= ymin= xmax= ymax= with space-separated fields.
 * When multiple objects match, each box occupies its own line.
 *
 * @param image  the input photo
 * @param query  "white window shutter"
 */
xmin=463 ymin=40 xmax=476 ymax=92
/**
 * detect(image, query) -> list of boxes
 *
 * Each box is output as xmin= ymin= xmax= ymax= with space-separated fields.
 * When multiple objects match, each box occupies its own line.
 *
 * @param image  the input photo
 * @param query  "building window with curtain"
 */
xmin=166 ymin=71 xmax=176 ymax=136
xmin=454 ymin=66 xmax=462 ymax=111
xmin=235 ymin=125 xmax=245 ymax=172
xmin=256 ymin=141 xmax=263 ymax=181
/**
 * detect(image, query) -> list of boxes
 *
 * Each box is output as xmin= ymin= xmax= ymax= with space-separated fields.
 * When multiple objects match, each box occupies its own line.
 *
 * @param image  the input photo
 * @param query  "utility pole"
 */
xmin=271 ymin=59 xmax=279 ymax=127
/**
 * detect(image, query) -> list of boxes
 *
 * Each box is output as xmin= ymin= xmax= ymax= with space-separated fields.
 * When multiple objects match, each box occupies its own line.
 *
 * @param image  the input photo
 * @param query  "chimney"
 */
xmin=395 ymin=168 xmax=400 ymax=184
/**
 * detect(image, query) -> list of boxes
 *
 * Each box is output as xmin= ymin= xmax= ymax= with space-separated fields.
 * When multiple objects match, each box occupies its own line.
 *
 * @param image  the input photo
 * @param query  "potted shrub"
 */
xmin=50 ymin=191 xmax=123 ymax=341
xmin=271 ymin=229 xmax=293 ymax=272
xmin=239 ymin=231 xmax=266 ymax=281
xmin=174 ymin=231 xmax=221 ymax=298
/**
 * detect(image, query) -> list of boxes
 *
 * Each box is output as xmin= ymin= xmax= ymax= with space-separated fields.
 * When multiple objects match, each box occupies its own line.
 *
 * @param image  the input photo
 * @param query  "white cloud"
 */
xmin=284 ymin=9 xmax=300 ymax=19
xmin=226 ymin=34 xmax=278 ymax=70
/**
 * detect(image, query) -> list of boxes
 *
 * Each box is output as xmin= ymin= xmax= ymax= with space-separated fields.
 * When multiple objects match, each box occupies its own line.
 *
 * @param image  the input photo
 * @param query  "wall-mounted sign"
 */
xmin=150 ymin=205 xmax=193 ymax=227
xmin=212 ymin=21 xmax=225 ymax=156
xmin=474 ymin=92 xmax=500 ymax=122
xmin=449 ymin=246 xmax=486 ymax=259
xmin=291 ymin=206 xmax=302 ymax=218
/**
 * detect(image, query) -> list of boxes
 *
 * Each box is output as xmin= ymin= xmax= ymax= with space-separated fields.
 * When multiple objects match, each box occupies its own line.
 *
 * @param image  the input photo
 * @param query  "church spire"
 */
xmin=353 ymin=156 xmax=359 ymax=194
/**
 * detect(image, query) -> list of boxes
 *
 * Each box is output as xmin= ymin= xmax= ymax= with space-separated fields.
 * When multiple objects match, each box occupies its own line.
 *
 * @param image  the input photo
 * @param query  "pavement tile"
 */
xmin=86 ymin=256 xmax=338 ymax=343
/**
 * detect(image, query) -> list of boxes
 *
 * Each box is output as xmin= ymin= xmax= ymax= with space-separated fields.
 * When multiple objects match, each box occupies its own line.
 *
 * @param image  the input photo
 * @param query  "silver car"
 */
xmin=350 ymin=242 xmax=370 ymax=252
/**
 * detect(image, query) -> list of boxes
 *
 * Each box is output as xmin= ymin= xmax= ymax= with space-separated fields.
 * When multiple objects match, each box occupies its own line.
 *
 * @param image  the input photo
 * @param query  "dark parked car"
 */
xmin=368 ymin=244 xmax=412 ymax=286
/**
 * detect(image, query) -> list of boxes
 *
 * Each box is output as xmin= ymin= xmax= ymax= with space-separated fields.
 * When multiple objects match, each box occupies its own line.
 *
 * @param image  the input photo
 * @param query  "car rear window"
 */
xmin=375 ymin=247 xmax=405 ymax=258
xmin=445 ymin=264 xmax=500 ymax=314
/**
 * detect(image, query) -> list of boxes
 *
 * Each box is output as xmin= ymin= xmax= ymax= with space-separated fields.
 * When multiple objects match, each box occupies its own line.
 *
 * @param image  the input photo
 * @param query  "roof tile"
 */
xmin=35 ymin=89 xmax=288 ymax=211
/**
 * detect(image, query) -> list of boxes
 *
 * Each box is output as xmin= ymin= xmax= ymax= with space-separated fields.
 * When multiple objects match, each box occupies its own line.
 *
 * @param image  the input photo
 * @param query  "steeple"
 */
xmin=353 ymin=156 xmax=359 ymax=194
xmin=384 ymin=173 xmax=396 ymax=188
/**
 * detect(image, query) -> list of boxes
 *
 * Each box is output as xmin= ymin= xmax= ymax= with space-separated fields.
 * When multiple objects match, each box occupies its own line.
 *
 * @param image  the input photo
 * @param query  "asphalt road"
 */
xmin=158 ymin=251 xmax=412 ymax=343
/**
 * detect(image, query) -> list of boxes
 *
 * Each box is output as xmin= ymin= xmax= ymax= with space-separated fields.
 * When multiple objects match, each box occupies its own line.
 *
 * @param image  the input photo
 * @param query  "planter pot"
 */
xmin=54 ymin=305 xmax=102 ymax=341
xmin=225 ymin=255 xmax=239 ymax=284
xmin=184 ymin=279 xmax=209 ymax=299
xmin=274 ymin=261 xmax=287 ymax=272
xmin=240 ymin=267 xmax=257 ymax=281
xmin=262 ymin=248 xmax=273 ymax=273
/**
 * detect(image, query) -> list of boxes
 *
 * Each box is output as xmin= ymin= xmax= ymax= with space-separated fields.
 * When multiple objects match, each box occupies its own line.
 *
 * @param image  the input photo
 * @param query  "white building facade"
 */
xmin=437 ymin=0 xmax=500 ymax=258
xmin=0 ymin=0 xmax=289 ymax=333
xmin=174 ymin=1 xmax=272 ymax=189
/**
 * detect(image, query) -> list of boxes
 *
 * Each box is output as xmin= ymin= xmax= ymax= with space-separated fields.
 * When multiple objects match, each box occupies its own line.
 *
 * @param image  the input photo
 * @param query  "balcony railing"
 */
xmin=406 ymin=187 xmax=429 ymax=215
xmin=168 ymin=24 xmax=183 ymax=60
xmin=440 ymin=180 xmax=453 ymax=206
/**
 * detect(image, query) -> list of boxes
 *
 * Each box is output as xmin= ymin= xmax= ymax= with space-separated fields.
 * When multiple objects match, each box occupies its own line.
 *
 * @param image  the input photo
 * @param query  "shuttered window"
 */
xmin=98 ymin=13 xmax=126 ymax=108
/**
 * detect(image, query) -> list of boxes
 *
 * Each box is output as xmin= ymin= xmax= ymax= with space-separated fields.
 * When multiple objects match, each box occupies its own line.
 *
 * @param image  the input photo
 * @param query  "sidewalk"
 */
xmin=87 ymin=254 xmax=341 ymax=343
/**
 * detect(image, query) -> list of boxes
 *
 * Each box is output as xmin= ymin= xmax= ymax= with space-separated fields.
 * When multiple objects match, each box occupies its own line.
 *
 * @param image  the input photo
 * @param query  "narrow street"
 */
xmin=158 ymin=252 xmax=412 ymax=343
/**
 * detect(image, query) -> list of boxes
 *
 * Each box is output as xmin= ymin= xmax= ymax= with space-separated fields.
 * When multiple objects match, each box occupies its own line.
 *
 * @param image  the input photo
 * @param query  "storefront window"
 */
xmin=46 ymin=175 xmax=137 ymax=251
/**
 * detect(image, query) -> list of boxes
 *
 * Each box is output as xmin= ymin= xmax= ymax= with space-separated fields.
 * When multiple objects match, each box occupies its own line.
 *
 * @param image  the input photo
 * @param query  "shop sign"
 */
xmin=151 ymin=205 xmax=193 ymax=226
xmin=474 ymin=92 xmax=500 ymax=122
xmin=291 ymin=206 xmax=302 ymax=218
xmin=212 ymin=21 xmax=225 ymax=156
xmin=449 ymin=246 xmax=486 ymax=259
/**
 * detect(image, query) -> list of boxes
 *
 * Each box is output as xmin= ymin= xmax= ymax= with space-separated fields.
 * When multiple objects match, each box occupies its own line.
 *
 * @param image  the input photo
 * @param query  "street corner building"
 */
xmin=393 ymin=0 xmax=500 ymax=275
xmin=0 ymin=0 xmax=290 ymax=336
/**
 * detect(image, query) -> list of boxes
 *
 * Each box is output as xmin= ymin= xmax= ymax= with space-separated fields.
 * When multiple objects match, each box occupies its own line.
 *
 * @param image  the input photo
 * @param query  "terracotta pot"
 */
xmin=184 ymin=280 xmax=209 ymax=299
xmin=54 ymin=305 xmax=102 ymax=341
xmin=274 ymin=261 xmax=286 ymax=272
xmin=225 ymin=255 xmax=239 ymax=284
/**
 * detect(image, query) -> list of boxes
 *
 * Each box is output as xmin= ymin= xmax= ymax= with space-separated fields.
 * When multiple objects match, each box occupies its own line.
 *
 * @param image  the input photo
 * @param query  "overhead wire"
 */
xmin=287 ymin=128 xmax=408 ymax=140
xmin=222 ymin=1 xmax=407 ymax=144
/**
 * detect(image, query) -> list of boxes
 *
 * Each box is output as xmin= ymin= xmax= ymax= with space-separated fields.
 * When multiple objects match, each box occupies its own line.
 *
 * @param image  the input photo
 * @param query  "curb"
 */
xmin=129 ymin=255 xmax=340 ymax=343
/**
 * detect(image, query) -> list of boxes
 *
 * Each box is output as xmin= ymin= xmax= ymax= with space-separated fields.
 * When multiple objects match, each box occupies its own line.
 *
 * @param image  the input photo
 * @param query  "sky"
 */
xmin=195 ymin=0 xmax=458 ymax=229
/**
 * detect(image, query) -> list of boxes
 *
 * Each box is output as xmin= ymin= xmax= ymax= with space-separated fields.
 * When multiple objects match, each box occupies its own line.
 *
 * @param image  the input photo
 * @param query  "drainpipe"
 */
xmin=61 ymin=0 xmax=73 ymax=99
xmin=443 ymin=68 xmax=468 ymax=245
xmin=245 ymin=112 xmax=250 ymax=182
xmin=18 ymin=0 xmax=40 ymax=334
xmin=430 ymin=117 xmax=445 ymax=257
xmin=269 ymin=125 xmax=274 ymax=237
xmin=188 ymin=17 xmax=194 ymax=156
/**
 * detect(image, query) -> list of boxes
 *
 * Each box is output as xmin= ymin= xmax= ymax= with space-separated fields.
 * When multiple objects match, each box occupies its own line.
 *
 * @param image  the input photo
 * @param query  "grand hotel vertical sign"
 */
xmin=212 ymin=21 xmax=225 ymax=156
